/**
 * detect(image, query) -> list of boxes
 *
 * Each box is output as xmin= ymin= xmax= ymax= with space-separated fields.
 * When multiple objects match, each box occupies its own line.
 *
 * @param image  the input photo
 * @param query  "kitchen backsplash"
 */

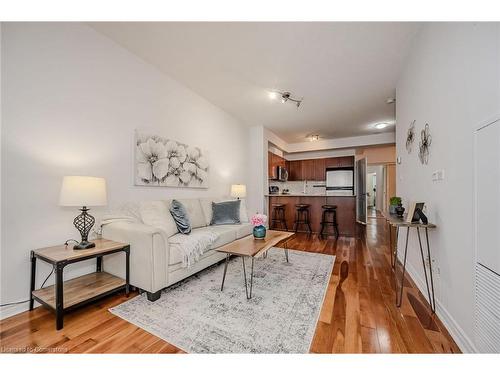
xmin=268 ymin=180 xmax=326 ymax=195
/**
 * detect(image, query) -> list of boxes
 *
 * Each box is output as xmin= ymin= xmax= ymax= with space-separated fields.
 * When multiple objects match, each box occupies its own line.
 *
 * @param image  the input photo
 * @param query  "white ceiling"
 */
xmin=90 ymin=22 xmax=421 ymax=143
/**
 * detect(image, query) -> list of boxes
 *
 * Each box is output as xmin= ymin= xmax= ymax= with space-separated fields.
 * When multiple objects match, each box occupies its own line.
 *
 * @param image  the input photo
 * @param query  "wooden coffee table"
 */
xmin=216 ymin=230 xmax=295 ymax=299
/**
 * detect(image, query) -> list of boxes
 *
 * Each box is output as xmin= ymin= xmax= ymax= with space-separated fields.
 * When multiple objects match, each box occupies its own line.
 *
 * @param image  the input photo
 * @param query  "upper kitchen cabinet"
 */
xmin=325 ymin=156 xmax=354 ymax=168
xmin=268 ymin=151 xmax=276 ymax=179
xmin=301 ymin=159 xmax=316 ymax=180
xmin=288 ymin=159 xmax=325 ymax=181
xmin=313 ymin=158 xmax=326 ymax=180
xmin=268 ymin=151 xmax=286 ymax=179
xmin=288 ymin=160 xmax=303 ymax=181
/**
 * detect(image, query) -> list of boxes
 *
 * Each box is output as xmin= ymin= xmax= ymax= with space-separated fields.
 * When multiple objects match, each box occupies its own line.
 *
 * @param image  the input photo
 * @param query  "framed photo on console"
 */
xmin=406 ymin=202 xmax=425 ymax=223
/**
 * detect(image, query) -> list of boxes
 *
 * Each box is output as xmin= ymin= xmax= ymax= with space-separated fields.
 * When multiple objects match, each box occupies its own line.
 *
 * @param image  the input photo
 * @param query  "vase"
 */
xmin=253 ymin=225 xmax=266 ymax=239
xmin=395 ymin=204 xmax=405 ymax=218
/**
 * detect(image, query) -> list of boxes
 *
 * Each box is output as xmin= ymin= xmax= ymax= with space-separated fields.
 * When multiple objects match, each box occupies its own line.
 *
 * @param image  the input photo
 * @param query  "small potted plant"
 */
xmin=389 ymin=196 xmax=402 ymax=214
xmin=250 ymin=213 xmax=268 ymax=239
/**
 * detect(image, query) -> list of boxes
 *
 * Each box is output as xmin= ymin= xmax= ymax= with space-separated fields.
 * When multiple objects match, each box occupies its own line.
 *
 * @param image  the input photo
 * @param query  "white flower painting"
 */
xmin=135 ymin=131 xmax=209 ymax=188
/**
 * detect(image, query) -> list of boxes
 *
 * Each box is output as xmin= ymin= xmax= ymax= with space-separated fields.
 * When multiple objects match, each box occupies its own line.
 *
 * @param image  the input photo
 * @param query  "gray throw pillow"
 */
xmin=210 ymin=200 xmax=241 ymax=225
xmin=169 ymin=199 xmax=191 ymax=234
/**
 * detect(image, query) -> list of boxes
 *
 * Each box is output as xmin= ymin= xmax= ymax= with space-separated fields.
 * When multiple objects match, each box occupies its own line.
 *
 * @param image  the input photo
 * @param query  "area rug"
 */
xmin=109 ymin=247 xmax=334 ymax=353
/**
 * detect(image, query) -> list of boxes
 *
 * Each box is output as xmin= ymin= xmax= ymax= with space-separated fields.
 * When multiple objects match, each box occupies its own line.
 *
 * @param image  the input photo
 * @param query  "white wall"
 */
xmin=395 ymin=22 xmax=500 ymax=352
xmin=0 ymin=23 xmax=252 ymax=317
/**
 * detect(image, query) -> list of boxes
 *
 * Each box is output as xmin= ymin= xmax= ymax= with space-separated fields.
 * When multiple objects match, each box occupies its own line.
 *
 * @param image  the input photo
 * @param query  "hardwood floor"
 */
xmin=0 ymin=213 xmax=460 ymax=354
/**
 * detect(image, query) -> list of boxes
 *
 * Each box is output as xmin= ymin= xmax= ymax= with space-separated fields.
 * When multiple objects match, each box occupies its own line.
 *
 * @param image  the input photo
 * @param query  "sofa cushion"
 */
xmin=168 ymin=225 xmax=237 ymax=265
xmin=139 ymin=200 xmax=178 ymax=237
xmin=210 ymin=200 xmax=241 ymax=225
xmin=169 ymin=199 xmax=192 ymax=234
xmin=177 ymin=198 xmax=206 ymax=229
xmin=222 ymin=223 xmax=253 ymax=239
xmin=200 ymin=197 xmax=249 ymax=225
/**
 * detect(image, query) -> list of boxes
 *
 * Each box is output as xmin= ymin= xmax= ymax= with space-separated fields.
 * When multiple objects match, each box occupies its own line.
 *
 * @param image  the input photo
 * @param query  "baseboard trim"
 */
xmin=405 ymin=261 xmax=477 ymax=353
xmin=0 ymin=302 xmax=30 ymax=320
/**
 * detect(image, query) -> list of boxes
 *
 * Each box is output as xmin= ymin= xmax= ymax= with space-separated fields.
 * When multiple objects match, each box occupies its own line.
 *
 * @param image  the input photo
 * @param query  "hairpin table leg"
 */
xmin=425 ymin=227 xmax=436 ymax=313
xmin=397 ymin=227 xmax=410 ymax=307
xmin=220 ymin=254 xmax=230 ymax=291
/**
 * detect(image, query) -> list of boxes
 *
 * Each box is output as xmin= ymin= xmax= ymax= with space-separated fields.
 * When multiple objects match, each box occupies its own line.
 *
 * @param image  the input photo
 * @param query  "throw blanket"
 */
xmin=169 ymin=230 xmax=219 ymax=268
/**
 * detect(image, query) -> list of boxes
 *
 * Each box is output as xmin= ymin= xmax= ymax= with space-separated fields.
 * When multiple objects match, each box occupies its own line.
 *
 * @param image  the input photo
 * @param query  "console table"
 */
xmin=30 ymin=239 xmax=130 ymax=330
xmin=382 ymin=211 xmax=437 ymax=313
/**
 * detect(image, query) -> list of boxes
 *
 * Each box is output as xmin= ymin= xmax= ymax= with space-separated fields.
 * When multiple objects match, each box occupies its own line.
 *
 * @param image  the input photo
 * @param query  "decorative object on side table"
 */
xmin=251 ymin=213 xmax=268 ymax=239
xmin=59 ymin=176 xmax=107 ymax=250
xmin=230 ymin=184 xmax=247 ymax=200
xmin=389 ymin=196 xmax=402 ymax=214
xmin=395 ymin=202 xmax=405 ymax=218
xmin=406 ymin=202 xmax=425 ymax=223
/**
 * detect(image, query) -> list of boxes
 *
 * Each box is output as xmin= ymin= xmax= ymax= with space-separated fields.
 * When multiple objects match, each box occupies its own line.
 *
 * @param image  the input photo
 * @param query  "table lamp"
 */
xmin=59 ymin=176 xmax=107 ymax=250
xmin=230 ymin=184 xmax=247 ymax=200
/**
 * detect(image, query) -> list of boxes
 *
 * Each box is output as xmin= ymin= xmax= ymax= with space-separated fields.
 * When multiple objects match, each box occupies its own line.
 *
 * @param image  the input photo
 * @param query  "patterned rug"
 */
xmin=109 ymin=247 xmax=334 ymax=353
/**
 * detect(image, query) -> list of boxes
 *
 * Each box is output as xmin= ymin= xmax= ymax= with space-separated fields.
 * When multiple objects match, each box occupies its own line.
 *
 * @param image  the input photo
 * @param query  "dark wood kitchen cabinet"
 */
xmin=270 ymin=154 xmax=354 ymax=180
xmin=268 ymin=152 xmax=287 ymax=179
xmin=325 ymin=156 xmax=354 ymax=168
xmin=313 ymin=158 xmax=326 ymax=180
xmin=301 ymin=159 xmax=316 ymax=180
xmin=288 ymin=160 xmax=303 ymax=181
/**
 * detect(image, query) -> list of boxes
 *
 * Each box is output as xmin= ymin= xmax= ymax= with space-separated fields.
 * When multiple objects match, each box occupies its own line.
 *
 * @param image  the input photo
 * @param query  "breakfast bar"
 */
xmin=267 ymin=194 xmax=357 ymax=236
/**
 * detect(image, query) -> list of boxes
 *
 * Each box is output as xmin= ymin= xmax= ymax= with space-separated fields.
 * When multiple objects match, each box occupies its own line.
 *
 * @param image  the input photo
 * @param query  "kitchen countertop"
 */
xmin=266 ymin=193 xmax=356 ymax=197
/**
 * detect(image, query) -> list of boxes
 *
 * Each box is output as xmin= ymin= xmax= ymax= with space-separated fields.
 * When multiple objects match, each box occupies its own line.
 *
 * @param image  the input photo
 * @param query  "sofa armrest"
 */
xmin=101 ymin=221 xmax=168 ymax=293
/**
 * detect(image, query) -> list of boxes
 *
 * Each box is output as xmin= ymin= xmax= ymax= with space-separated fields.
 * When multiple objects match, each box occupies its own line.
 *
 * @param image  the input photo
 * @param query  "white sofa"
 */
xmin=101 ymin=197 xmax=252 ymax=301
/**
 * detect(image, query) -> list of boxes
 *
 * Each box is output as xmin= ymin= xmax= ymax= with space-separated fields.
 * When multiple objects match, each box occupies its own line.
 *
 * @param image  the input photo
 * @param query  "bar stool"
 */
xmin=271 ymin=203 xmax=288 ymax=231
xmin=294 ymin=204 xmax=312 ymax=234
xmin=320 ymin=204 xmax=339 ymax=239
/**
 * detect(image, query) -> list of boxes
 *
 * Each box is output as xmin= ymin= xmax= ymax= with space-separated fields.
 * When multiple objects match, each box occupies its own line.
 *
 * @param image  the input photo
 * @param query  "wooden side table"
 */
xmin=29 ymin=239 xmax=130 ymax=330
xmin=382 ymin=211 xmax=437 ymax=313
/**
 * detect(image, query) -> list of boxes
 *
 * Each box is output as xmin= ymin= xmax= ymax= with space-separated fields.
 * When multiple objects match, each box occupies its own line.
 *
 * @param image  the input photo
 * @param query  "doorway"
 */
xmin=367 ymin=164 xmax=386 ymax=217
xmin=365 ymin=163 xmax=396 ymax=215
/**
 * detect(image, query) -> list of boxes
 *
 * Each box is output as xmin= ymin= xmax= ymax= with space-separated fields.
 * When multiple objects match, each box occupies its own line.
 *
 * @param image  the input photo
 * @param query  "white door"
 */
xmin=474 ymin=117 xmax=500 ymax=353
xmin=476 ymin=119 xmax=500 ymax=274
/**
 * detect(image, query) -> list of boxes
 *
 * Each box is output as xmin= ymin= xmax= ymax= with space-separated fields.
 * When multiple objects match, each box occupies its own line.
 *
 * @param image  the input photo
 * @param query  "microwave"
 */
xmin=276 ymin=166 xmax=288 ymax=182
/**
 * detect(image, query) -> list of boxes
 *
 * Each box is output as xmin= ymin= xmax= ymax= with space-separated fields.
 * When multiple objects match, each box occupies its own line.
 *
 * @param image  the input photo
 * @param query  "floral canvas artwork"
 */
xmin=135 ymin=131 xmax=209 ymax=188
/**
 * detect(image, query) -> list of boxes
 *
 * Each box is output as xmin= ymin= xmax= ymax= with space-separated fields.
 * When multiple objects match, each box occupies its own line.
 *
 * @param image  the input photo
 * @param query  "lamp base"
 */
xmin=73 ymin=241 xmax=96 ymax=250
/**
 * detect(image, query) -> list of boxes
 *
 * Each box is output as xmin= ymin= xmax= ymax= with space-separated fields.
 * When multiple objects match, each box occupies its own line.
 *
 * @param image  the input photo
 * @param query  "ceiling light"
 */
xmin=268 ymin=90 xmax=303 ymax=108
xmin=308 ymin=134 xmax=320 ymax=142
xmin=375 ymin=123 xmax=389 ymax=129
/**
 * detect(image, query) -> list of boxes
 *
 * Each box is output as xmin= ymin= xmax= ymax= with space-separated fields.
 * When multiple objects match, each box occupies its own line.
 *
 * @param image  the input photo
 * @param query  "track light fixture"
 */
xmin=269 ymin=90 xmax=303 ymax=108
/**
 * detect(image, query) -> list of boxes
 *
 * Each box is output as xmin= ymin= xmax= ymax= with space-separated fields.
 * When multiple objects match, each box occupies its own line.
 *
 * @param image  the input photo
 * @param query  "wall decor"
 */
xmin=135 ymin=131 xmax=209 ymax=188
xmin=418 ymin=123 xmax=432 ymax=165
xmin=406 ymin=120 xmax=416 ymax=153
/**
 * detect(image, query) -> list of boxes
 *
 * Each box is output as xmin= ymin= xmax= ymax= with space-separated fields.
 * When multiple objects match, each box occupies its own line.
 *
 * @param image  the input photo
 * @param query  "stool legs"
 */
xmin=271 ymin=207 xmax=288 ymax=231
xmin=306 ymin=209 xmax=312 ymax=234
xmin=281 ymin=208 xmax=288 ymax=231
xmin=294 ymin=208 xmax=312 ymax=234
xmin=320 ymin=209 xmax=339 ymax=239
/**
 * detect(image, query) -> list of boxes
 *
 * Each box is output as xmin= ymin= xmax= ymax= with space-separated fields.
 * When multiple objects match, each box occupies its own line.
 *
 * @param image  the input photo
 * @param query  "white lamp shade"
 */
xmin=59 ymin=176 xmax=107 ymax=207
xmin=230 ymin=184 xmax=247 ymax=198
